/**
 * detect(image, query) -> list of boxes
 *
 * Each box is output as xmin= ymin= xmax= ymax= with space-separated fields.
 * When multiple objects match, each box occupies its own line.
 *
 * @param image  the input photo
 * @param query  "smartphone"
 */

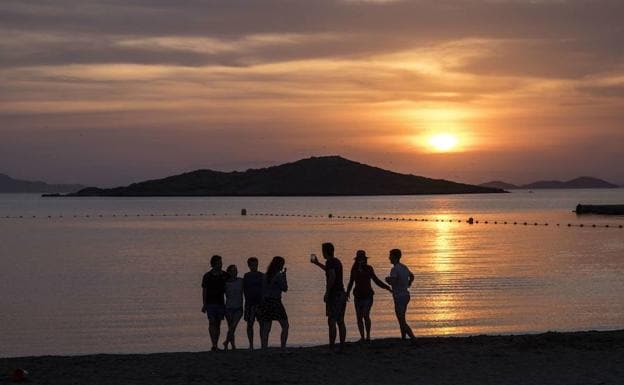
xmin=310 ymin=253 xmax=317 ymax=263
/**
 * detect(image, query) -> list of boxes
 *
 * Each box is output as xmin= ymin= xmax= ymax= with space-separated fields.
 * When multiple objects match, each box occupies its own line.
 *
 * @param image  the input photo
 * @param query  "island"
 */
xmin=67 ymin=156 xmax=505 ymax=197
xmin=480 ymin=176 xmax=619 ymax=190
xmin=0 ymin=173 xmax=84 ymax=194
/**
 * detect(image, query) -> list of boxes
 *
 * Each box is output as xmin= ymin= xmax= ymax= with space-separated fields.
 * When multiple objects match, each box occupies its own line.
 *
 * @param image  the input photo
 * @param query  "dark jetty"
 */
xmin=68 ymin=156 xmax=505 ymax=197
xmin=576 ymin=204 xmax=624 ymax=215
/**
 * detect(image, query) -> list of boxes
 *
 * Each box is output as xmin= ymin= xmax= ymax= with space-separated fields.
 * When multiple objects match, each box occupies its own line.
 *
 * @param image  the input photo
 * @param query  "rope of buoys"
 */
xmin=2 ymin=210 xmax=624 ymax=230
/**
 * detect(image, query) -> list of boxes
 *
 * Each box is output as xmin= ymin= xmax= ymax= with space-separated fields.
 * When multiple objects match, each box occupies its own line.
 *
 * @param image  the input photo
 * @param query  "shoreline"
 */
xmin=2 ymin=329 xmax=623 ymax=384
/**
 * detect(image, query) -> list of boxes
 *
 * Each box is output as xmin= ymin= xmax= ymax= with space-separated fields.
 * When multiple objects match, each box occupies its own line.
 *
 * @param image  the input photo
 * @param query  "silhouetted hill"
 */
xmin=480 ymin=177 xmax=618 ymax=190
xmin=69 ymin=156 xmax=505 ymax=197
xmin=0 ymin=174 xmax=84 ymax=193
xmin=480 ymin=181 xmax=519 ymax=190
xmin=522 ymin=177 xmax=618 ymax=189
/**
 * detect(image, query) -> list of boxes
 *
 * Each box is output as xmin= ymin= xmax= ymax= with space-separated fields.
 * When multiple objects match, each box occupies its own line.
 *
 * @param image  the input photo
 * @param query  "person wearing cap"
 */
xmin=346 ymin=250 xmax=392 ymax=342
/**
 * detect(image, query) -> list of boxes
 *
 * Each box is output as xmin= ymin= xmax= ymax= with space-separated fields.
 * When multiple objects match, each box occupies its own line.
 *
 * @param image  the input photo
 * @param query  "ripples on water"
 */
xmin=0 ymin=190 xmax=623 ymax=357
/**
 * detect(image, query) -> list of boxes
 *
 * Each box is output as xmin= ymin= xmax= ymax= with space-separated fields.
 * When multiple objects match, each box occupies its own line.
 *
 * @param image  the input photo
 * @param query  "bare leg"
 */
xmin=395 ymin=300 xmax=415 ymax=340
xmin=355 ymin=305 xmax=365 ymax=341
xmin=260 ymin=320 xmax=272 ymax=349
xmin=228 ymin=310 xmax=243 ymax=350
xmin=223 ymin=312 xmax=232 ymax=351
xmin=337 ymin=318 xmax=346 ymax=351
xmin=246 ymin=320 xmax=255 ymax=350
xmin=328 ymin=318 xmax=337 ymax=349
xmin=278 ymin=318 xmax=289 ymax=349
xmin=208 ymin=318 xmax=221 ymax=351
xmin=363 ymin=304 xmax=372 ymax=341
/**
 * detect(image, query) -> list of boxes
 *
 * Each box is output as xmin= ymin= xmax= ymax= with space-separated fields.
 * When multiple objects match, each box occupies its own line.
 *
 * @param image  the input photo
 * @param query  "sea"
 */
xmin=1 ymin=190 xmax=623 ymax=357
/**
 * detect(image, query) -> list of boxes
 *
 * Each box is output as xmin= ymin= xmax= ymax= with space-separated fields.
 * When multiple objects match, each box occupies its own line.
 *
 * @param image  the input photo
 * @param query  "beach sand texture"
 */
xmin=1 ymin=330 xmax=623 ymax=385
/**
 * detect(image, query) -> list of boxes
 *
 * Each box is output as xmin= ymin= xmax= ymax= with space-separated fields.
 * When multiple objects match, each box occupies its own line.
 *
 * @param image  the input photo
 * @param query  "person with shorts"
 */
xmin=223 ymin=264 xmax=244 ymax=351
xmin=257 ymin=256 xmax=289 ymax=349
xmin=243 ymin=257 xmax=264 ymax=350
xmin=311 ymin=242 xmax=347 ymax=352
xmin=385 ymin=249 xmax=417 ymax=342
xmin=346 ymin=250 xmax=392 ymax=342
xmin=201 ymin=255 xmax=229 ymax=352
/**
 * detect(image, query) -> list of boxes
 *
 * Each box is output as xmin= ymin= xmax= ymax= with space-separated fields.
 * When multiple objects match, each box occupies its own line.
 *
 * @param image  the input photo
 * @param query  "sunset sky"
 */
xmin=1 ymin=0 xmax=623 ymax=187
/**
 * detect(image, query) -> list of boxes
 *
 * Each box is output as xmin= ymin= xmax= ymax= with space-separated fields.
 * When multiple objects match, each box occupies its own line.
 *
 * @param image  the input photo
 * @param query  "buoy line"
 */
xmin=1 ymin=211 xmax=623 ymax=230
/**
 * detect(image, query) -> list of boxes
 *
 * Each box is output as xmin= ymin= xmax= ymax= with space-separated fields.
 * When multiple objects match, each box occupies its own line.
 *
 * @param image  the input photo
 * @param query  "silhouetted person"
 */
xmin=257 ymin=256 xmax=289 ymax=349
xmin=346 ymin=250 xmax=392 ymax=341
xmin=201 ymin=255 xmax=228 ymax=352
xmin=385 ymin=249 xmax=416 ymax=341
xmin=243 ymin=257 xmax=264 ymax=350
xmin=223 ymin=264 xmax=244 ymax=351
xmin=311 ymin=242 xmax=347 ymax=352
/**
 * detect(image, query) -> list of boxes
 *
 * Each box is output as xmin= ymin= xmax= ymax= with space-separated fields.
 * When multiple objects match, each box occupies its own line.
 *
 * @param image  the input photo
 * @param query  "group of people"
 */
xmin=201 ymin=242 xmax=416 ymax=352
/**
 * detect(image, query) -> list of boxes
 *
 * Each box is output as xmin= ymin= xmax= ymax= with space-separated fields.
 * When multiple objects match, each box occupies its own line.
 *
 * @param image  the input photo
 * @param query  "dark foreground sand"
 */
xmin=2 ymin=330 xmax=623 ymax=385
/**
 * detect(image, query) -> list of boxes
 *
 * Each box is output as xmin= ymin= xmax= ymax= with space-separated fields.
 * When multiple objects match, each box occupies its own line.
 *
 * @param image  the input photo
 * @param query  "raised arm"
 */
xmin=311 ymin=259 xmax=326 ymax=271
xmin=370 ymin=267 xmax=392 ymax=291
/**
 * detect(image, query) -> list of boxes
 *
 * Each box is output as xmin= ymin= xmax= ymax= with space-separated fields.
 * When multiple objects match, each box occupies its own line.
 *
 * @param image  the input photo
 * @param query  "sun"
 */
xmin=428 ymin=133 xmax=458 ymax=152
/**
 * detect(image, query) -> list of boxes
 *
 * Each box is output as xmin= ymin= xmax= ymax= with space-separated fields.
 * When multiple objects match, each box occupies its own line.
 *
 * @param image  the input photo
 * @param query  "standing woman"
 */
xmin=346 ymin=250 xmax=392 ymax=341
xmin=223 ymin=264 xmax=244 ymax=351
xmin=257 ymin=256 xmax=289 ymax=349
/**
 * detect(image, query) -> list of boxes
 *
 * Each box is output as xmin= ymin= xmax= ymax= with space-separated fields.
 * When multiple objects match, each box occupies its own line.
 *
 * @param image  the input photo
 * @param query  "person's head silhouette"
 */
xmin=389 ymin=249 xmax=401 ymax=265
xmin=211 ymin=255 xmax=223 ymax=270
xmin=322 ymin=242 xmax=335 ymax=260
xmin=247 ymin=257 xmax=259 ymax=272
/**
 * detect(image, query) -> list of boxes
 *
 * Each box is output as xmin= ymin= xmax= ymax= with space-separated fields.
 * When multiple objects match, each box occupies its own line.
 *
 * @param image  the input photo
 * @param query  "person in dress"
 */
xmin=385 ymin=249 xmax=417 ymax=341
xmin=243 ymin=257 xmax=264 ymax=350
xmin=201 ymin=255 xmax=228 ymax=352
xmin=223 ymin=264 xmax=244 ymax=351
xmin=257 ymin=256 xmax=289 ymax=349
xmin=346 ymin=250 xmax=392 ymax=341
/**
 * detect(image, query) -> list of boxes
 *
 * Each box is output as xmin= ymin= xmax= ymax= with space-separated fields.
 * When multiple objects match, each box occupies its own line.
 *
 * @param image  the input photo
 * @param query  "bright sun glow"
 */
xmin=428 ymin=133 xmax=458 ymax=152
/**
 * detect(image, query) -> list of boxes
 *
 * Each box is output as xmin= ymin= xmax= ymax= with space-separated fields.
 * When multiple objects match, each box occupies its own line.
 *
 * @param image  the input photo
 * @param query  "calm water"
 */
xmin=1 ymin=190 xmax=623 ymax=357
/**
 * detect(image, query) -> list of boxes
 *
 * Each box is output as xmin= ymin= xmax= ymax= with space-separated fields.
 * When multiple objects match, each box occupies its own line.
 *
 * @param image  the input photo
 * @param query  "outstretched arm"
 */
xmin=370 ymin=267 xmax=392 ymax=291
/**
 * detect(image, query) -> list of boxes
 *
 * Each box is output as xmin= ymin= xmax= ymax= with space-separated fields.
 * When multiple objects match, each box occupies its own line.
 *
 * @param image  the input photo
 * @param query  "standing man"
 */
xmin=243 ymin=257 xmax=264 ymax=350
xmin=311 ymin=242 xmax=347 ymax=352
xmin=385 ymin=249 xmax=417 ymax=341
xmin=201 ymin=255 xmax=229 ymax=352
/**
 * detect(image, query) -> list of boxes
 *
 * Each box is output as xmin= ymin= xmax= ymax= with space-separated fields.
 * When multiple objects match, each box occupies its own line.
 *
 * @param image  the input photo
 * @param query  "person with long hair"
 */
xmin=257 ymin=256 xmax=289 ymax=349
xmin=346 ymin=250 xmax=392 ymax=341
xmin=223 ymin=264 xmax=244 ymax=351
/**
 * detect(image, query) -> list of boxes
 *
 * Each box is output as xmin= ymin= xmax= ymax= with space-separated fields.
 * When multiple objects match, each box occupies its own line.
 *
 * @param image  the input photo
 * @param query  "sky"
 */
xmin=1 ymin=0 xmax=623 ymax=187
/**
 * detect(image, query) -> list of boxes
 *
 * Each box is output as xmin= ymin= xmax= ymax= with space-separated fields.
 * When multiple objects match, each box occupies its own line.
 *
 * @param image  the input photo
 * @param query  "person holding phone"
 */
xmin=310 ymin=242 xmax=347 ymax=352
xmin=257 ymin=256 xmax=289 ymax=349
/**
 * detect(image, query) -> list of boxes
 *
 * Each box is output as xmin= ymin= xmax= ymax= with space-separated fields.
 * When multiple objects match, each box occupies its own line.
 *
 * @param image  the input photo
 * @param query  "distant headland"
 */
xmin=66 ymin=156 xmax=505 ymax=197
xmin=480 ymin=177 xmax=619 ymax=190
xmin=0 ymin=173 xmax=84 ymax=194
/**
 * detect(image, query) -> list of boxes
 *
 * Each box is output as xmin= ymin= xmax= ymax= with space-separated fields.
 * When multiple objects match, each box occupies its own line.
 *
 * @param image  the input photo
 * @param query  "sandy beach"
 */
xmin=2 ymin=330 xmax=623 ymax=385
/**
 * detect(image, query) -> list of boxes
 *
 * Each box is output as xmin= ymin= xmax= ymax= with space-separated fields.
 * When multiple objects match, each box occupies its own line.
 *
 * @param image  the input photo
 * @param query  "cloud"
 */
xmin=1 ymin=0 xmax=624 ymax=185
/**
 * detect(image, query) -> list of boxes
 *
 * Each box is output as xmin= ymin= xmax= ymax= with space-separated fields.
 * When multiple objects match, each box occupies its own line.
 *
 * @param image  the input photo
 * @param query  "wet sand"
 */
xmin=1 ymin=330 xmax=623 ymax=385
